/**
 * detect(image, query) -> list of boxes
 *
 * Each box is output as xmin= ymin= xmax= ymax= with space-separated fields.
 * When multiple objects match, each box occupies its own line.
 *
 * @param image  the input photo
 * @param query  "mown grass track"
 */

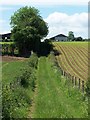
xmin=31 ymin=57 xmax=88 ymax=118
xmin=53 ymin=42 xmax=88 ymax=82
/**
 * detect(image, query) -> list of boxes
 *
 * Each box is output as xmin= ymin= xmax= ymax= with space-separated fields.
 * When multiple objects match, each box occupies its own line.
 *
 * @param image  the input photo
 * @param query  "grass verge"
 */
xmin=32 ymin=56 xmax=88 ymax=118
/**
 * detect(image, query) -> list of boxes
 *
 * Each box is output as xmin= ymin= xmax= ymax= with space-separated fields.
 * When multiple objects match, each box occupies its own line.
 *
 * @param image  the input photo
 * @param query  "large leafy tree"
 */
xmin=10 ymin=6 xmax=48 ymax=56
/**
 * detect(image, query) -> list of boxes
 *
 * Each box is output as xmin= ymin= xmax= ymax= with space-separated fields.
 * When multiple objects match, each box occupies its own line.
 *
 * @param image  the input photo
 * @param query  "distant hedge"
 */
xmin=0 ymin=42 xmax=17 ymax=55
xmin=0 ymin=42 xmax=14 ymax=45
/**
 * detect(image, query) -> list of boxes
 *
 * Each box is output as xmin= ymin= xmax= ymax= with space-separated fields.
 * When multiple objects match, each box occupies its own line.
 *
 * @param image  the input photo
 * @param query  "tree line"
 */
xmin=67 ymin=31 xmax=87 ymax=41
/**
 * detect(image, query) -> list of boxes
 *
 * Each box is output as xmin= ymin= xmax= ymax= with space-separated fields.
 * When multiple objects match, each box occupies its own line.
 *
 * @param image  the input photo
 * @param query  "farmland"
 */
xmin=53 ymin=42 xmax=88 ymax=82
xmin=30 ymin=57 xmax=88 ymax=118
xmin=1 ymin=41 xmax=89 ymax=118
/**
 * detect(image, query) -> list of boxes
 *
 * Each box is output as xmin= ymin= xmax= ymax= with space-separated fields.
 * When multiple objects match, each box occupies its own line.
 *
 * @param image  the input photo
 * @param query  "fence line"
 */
xmin=58 ymin=64 xmax=85 ymax=93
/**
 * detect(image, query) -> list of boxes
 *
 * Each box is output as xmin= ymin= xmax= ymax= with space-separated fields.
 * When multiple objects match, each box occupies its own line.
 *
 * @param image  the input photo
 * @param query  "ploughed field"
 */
xmin=53 ymin=42 xmax=88 ymax=82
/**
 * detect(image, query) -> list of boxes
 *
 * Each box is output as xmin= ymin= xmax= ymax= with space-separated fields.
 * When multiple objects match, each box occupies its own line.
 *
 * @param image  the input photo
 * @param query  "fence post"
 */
xmin=82 ymin=81 xmax=84 ymax=93
xmin=63 ymin=71 xmax=65 ymax=76
xmin=61 ymin=69 xmax=63 ymax=75
xmin=65 ymin=72 xmax=67 ymax=79
xmin=68 ymin=73 xmax=71 ymax=80
xmin=72 ymin=76 xmax=74 ymax=86
xmin=67 ymin=73 xmax=69 ymax=80
xmin=69 ymin=74 xmax=71 ymax=80
xmin=78 ymin=78 xmax=80 ymax=89
xmin=75 ymin=77 xmax=77 ymax=86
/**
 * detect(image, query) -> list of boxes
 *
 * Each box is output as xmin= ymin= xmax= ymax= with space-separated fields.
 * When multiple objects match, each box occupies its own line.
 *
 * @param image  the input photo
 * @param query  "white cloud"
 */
xmin=0 ymin=19 xmax=11 ymax=34
xmin=0 ymin=0 xmax=89 ymax=5
xmin=44 ymin=12 xmax=88 ymax=38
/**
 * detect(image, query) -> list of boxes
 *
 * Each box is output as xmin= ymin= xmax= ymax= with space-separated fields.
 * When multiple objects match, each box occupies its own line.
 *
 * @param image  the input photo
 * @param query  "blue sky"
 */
xmin=0 ymin=0 xmax=88 ymax=38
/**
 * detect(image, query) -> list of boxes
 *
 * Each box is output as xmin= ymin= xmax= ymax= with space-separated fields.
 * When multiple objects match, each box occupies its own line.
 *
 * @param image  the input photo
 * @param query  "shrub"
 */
xmin=2 ymin=53 xmax=38 ymax=118
xmin=28 ymin=53 xmax=38 ymax=69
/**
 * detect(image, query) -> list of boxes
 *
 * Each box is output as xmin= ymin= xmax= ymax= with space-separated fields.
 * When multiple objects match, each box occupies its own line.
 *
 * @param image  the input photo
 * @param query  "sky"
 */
xmin=0 ymin=0 xmax=89 ymax=39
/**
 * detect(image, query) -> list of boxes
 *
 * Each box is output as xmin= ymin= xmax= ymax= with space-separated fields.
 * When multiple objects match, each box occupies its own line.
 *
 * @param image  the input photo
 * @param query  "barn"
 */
xmin=0 ymin=33 xmax=11 ymax=41
xmin=50 ymin=34 xmax=67 ymax=42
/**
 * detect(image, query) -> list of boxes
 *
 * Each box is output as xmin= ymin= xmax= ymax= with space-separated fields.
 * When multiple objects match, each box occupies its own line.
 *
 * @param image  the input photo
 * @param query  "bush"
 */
xmin=2 ymin=53 xmax=38 ymax=119
xmin=28 ymin=53 xmax=38 ymax=69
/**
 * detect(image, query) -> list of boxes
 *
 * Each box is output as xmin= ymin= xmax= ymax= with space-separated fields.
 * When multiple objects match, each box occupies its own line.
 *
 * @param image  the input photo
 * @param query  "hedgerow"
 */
xmin=2 ymin=53 xmax=38 ymax=119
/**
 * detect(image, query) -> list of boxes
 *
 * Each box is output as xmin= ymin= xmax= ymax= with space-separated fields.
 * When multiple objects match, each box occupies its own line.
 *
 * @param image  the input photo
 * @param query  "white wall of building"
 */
xmin=55 ymin=36 xmax=67 ymax=41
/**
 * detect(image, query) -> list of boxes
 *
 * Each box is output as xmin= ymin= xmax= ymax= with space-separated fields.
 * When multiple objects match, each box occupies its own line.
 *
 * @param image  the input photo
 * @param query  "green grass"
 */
xmin=2 ymin=58 xmax=36 ymax=118
xmin=32 ymin=57 xmax=88 ymax=118
xmin=0 ymin=42 xmax=14 ymax=44
xmin=2 ymin=60 xmax=27 ymax=85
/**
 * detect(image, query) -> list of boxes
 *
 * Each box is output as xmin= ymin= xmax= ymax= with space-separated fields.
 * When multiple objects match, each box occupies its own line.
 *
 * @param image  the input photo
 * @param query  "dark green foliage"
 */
xmin=38 ymin=39 xmax=53 ymax=56
xmin=2 ymin=53 xmax=38 ymax=119
xmin=10 ymin=6 xmax=48 ymax=55
xmin=74 ymin=37 xmax=83 ymax=41
xmin=2 ymin=42 xmax=16 ymax=55
xmin=2 ymin=85 xmax=31 ymax=118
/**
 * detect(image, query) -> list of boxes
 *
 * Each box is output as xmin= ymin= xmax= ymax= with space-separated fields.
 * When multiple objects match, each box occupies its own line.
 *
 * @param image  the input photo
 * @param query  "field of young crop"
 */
xmin=53 ymin=42 xmax=88 ymax=82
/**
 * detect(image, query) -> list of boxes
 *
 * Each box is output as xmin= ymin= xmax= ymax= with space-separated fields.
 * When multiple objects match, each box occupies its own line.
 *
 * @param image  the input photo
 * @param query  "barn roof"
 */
xmin=50 ymin=34 xmax=67 ymax=39
xmin=1 ymin=33 xmax=11 ymax=37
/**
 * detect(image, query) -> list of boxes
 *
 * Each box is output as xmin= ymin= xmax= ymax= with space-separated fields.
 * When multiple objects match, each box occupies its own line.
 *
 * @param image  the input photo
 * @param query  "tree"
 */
xmin=75 ymin=37 xmax=83 ymax=41
xmin=67 ymin=31 xmax=74 ymax=41
xmin=10 ymin=6 xmax=48 ymax=56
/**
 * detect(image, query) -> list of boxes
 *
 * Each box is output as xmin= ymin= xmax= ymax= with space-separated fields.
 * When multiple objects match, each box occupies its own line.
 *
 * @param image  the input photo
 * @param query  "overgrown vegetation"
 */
xmin=2 ymin=53 xmax=38 ymax=119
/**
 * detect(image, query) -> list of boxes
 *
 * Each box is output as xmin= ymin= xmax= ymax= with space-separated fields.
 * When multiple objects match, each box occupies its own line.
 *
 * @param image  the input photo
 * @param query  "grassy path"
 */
xmin=31 ymin=57 xmax=88 ymax=118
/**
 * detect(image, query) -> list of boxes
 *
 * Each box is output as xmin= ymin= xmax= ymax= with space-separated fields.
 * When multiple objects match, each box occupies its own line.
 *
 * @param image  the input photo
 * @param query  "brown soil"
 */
xmin=0 ymin=55 xmax=28 ymax=62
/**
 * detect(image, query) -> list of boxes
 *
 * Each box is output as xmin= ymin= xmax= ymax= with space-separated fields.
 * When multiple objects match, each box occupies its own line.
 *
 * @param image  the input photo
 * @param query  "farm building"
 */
xmin=50 ymin=34 xmax=67 ymax=42
xmin=0 ymin=33 xmax=11 ymax=41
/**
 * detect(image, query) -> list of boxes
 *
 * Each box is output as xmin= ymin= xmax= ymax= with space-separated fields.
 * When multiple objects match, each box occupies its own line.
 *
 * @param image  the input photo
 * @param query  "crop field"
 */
xmin=53 ymin=42 xmax=89 ymax=82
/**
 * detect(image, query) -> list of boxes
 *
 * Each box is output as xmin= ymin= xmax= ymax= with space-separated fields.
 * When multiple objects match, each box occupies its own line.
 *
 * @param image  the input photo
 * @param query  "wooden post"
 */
xmin=67 ymin=73 xmax=69 ymax=80
xmin=61 ymin=69 xmax=63 ymax=75
xmin=63 ymin=71 xmax=65 ymax=76
xmin=65 ymin=72 xmax=67 ymax=79
xmin=78 ymin=78 xmax=80 ymax=89
xmin=82 ymin=81 xmax=84 ymax=93
xmin=68 ymin=73 xmax=71 ymax=80
xmin=72 ymin=76 xmax=74 ymax=86
xmin=69 ymin=74 xmax=71 ymax=80
xmin=63 ymin=70 xmax=64 ymax=76
xmin=64 ymin=71 xmax=65 ymax=76
xmin=75 ymin=77 xmax=77 ymax=86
